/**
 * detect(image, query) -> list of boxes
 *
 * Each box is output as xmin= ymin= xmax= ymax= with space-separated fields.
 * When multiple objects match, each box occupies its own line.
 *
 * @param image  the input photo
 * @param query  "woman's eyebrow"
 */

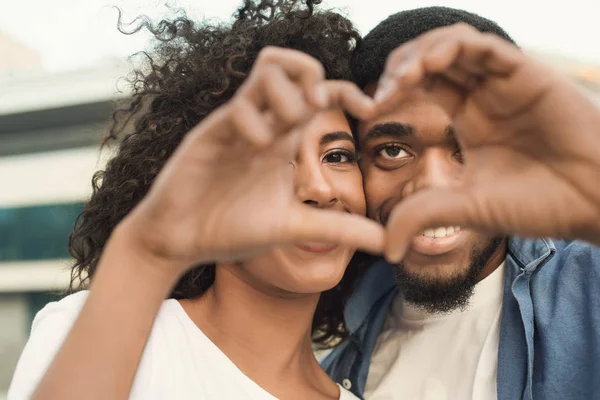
xmin=319 ymin=131 xmax=355 ymax=145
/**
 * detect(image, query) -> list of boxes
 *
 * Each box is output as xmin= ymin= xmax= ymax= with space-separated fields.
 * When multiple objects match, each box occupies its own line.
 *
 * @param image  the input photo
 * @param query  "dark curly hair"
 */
xmin=68 ymin=0 xmax=372 ymax=348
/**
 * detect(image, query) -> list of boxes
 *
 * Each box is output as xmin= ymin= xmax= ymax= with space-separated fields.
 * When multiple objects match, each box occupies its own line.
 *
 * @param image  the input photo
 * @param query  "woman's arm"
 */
xmin=19 ymin=46 xmax=378 ymax=400
xmin=31 ymin=220 xmax=180 ymax=400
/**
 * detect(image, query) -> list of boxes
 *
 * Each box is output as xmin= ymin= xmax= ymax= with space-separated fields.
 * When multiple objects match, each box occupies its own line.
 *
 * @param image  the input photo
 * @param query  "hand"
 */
xmin=374 ymin=23 xmax=600 ymax=262
xmin=123 ymin=46 xmax=384 ymax=274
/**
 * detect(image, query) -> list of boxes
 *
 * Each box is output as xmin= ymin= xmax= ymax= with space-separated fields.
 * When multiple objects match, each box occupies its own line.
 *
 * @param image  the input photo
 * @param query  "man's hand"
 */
xmin=374 ymin=23 xmax=600 ymax=262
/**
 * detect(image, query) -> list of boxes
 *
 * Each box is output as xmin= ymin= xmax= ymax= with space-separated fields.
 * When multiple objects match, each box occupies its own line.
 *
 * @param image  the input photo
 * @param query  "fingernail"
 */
xmin=374 ymin=79 xmax=397 ymax=103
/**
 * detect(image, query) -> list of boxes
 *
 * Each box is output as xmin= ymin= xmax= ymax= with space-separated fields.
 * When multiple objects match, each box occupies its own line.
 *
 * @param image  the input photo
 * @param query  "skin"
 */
xmin=180 ymin=109 xmax=365 ymax=399
xmin=358 ymin=84 xmax=506 ymax=292
xmin=31 ymin=47 xmax=381 ymax=400
xmin=27 ymin=23 xmax=600 ymax=399
xmin=221 ymin=111 xmax=365 ymax=297
xmin=374 ymin=23 xmax=600 ymax=262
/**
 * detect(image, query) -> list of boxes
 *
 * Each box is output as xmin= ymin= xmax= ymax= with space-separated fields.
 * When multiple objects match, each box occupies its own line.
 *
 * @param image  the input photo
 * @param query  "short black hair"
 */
xmin=353 ymin=6 xmax=516 ymax=88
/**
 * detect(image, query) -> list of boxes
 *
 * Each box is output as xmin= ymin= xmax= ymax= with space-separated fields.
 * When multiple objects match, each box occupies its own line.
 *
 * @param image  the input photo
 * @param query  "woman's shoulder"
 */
xmin=31 ymin=291 xmax=90 ymax=330
xmin=30 ymin=291 xmax=186 ymax=339
xmin=37 ymin=290 xmax=90 ymax=312
xmin=9 ymin=292 xmax=190 ymax=399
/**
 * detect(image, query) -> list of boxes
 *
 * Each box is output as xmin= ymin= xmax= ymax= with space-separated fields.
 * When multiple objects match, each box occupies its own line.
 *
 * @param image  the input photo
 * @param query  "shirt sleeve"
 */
xmin=7 ymin=292 xmax=88 ymax=400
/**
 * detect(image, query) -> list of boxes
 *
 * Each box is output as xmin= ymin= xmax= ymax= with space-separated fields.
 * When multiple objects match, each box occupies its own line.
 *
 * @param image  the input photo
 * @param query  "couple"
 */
xmin=9 ymin=1 xmax=600 ymax=400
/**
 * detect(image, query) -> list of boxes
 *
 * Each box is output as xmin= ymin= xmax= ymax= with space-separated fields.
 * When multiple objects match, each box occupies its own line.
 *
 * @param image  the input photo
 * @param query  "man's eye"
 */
xmin=377 ymin=145 xmax=409 ymax=160
xmin=324 ymin=150 xmax=356 ymax=163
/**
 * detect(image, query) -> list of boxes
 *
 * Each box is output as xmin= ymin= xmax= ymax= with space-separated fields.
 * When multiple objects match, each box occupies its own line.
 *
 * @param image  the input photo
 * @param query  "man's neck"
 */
xmin=179 ymin=264 xmax=334 ymax=397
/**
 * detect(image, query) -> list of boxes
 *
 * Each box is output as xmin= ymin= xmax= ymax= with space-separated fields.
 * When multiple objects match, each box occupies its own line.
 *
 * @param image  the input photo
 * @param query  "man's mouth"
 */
xmin=420 ymin=226 xmax=461 ymax=239
xmin=410 ymin=226 xmax=467 ymax=256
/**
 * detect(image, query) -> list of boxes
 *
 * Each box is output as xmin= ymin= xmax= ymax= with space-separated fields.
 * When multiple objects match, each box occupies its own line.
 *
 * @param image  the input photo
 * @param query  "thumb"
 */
xmin=285 ymin=204 xmax=385 ymax=254
xmin=385 ymin=188 xmax=478 ymax=262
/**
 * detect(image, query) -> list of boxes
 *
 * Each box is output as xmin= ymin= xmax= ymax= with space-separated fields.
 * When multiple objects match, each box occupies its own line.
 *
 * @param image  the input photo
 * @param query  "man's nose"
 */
xmin=402 ymin=150 xmax=456 ymax=197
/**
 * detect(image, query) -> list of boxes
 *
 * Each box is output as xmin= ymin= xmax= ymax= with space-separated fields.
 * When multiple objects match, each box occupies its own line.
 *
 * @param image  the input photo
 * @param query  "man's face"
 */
xmin=358 ymin=84 xmax=506 ymax=313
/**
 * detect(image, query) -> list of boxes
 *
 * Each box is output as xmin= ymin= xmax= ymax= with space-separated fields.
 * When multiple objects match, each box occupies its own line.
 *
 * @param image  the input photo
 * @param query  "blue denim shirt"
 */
xmin=322 ymin=237 xmax=600 ymax=399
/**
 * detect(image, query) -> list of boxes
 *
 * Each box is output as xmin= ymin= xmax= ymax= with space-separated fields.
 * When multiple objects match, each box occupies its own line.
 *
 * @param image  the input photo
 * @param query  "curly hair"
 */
xmin=68 ymin=0 xmax=372 ymax=348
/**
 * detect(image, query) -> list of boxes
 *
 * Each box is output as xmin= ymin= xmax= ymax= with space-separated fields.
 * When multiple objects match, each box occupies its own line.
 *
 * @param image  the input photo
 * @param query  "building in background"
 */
xmin=0 ymin=31 xmax=42 ymax=78
xmin=529 ymin=49 xmax=600 ymax=104
xmin=0 ymin=58 xmax=129 ymax=396
xmin=0 ymin=48 xmax=599 ymax=397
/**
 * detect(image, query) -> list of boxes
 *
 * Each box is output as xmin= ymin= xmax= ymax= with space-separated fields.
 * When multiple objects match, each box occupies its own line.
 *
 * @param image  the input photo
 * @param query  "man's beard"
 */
xmin=393 ymin=237 xmax=504 ymax=314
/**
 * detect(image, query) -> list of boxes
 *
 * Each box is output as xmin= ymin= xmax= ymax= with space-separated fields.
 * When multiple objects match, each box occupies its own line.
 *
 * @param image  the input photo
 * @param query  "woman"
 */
xmin=8 ymin=1 xmax=383 ymax=399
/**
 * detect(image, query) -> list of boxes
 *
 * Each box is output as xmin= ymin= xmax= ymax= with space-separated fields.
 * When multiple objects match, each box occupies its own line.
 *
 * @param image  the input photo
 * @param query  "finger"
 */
xmin=252 ymin=46 xmax=327 ymax=108
xmin=380 ymin=41 xmax=420 ymax=86
xmin=227 ymin=97 xmax=275 ymax=147
xmin=436 ymin=67 xmax=482 ymax=90
xmin=474 ymin=59 xmax=557 ymax=119
xmin=255 ymin=64 xmax=312 ymax=130
xmin=405 ymin=32 xmax=534 ymax=121
xmin=374 ymin=27 xmax=456 ymax=104
xmin=387 ymin=23 xmax=518 ymax=78
xmin=372 ymin=58 xmax=424 ymax=114
xmin=422 ymin=32 xmax=522 ymax=78
xmin=422 ymin=75 xmax=468 ymax=118
xmin=374 ymin=25 xmax=523 ymax=107
xmin=321 ymin=80 xmax=376 ymax=120
xmin=373 ymin=60 xmax=474 ymax=117
xmin=384 ymin=187 xmax=482 ymax=263
xmin=273 ymin=123 xmax=304 ymax=160
xmin=420 ymin=32 xmax=546 ymax=120
xmin=285 ymin=205 xmax=385 ymax=254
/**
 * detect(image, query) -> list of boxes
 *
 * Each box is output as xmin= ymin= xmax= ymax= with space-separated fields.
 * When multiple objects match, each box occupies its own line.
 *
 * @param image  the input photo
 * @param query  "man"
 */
xmin=322 ymin=7 xmax=600 ymax=400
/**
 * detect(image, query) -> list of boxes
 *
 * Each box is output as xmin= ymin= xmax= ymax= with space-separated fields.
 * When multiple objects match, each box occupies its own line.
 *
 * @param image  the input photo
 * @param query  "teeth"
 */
xmin=421 ymin=226 xmax=461 ymax=239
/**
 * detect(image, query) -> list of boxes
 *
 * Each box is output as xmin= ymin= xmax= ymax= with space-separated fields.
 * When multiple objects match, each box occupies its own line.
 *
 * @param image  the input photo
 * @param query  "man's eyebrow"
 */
xmin=362 ymin=122 xmax=417 ymax=143
xmin=319 ymin=131 xmax=356 ymax=145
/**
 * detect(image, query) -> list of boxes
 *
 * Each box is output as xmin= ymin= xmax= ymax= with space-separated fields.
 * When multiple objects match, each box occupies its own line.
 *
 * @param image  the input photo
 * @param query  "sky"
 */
xmin=1 ymin=0 xmax=599 ymax=73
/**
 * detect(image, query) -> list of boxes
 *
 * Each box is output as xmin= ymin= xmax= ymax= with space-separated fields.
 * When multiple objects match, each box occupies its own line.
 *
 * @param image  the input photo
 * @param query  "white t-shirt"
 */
xmin=8 ymin=291 xmax=358 ymax=400
xmin=364 ymin=263 xmax=505 ymax=400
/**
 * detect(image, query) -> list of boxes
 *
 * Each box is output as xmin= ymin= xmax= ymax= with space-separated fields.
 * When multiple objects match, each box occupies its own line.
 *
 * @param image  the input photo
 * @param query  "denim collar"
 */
xmin=343 ymin=237 xmax=557 ymax=334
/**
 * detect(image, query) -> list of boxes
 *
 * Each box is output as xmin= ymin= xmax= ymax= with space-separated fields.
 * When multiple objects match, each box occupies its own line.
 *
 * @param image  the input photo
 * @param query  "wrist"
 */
xmin=105 ymin=218 xmax=186 ymax=287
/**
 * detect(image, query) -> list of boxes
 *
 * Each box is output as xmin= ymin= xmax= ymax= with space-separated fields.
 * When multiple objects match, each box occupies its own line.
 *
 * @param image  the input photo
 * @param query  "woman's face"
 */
xmin=224 ymin=110 xmax=366 ymax=295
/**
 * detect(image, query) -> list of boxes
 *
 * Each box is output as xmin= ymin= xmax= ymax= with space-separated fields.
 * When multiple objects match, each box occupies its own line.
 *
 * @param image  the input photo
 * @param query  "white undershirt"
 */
xmin=8 ymin=291 xmax=358 ymax=400
xmin=364 ymin=263 xmax=505 ymax=400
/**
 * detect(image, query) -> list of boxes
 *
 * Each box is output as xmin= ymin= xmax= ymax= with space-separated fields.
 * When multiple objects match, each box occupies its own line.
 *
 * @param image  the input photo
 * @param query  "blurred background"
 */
xmin=1 ymin=0 xmax=600 ymax=397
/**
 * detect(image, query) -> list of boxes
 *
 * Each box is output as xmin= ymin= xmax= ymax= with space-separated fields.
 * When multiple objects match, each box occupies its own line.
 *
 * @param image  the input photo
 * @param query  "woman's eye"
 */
xmin=377 ymin=145 xmax=409 ymax=160
xmin=324 ymin=150 xmax=356 ymax=163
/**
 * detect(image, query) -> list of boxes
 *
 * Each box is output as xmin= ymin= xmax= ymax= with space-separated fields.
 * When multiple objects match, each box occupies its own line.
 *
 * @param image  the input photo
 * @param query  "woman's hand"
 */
xmin=123 ymin=46 xmax=384 ymax=275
